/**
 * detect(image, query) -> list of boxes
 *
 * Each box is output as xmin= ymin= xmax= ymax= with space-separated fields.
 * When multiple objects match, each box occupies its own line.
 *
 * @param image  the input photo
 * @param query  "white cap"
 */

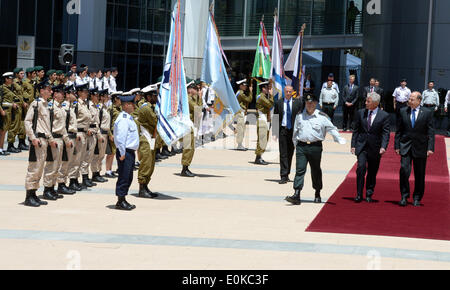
xmin=258 ymin=81 xmax=269 ymax=87
xmin=2 ymin=72 xmax=13 ymax=78
xmin=154 ymin=82 xmax=161 ymax=87
xmin=111 ymin=91 xmax=123 ymax=97
xmin=122 ymin=91 xmax=132 ymax=96
xmin=186 ymin=81 xmax=195 ymax=87
xmin=236 ymin=79 xmax=247 ymax=85
xmin=142 ymin=85 xmax=157 ymax=94
xmin=129 ymin=88 xmax=141 ymax=95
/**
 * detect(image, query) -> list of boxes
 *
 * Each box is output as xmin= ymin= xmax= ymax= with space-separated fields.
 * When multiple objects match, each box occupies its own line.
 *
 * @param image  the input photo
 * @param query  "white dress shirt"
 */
xmin=445 ymin=90 xmax=450 ymax=109
xmin=322 ymin=82 xmax=340 ymax=94
xmin=410 ymin=106 xmax=420 ymax=123
xmin=393 ymin=86 xmax=411 ymax=103
xmin=114 ymin=111 xmax=139 ymax=157
xmin=282 ymin=98 xmax=293 ymax=128
xmin=367 ymin=107 xmax=379 ymax=126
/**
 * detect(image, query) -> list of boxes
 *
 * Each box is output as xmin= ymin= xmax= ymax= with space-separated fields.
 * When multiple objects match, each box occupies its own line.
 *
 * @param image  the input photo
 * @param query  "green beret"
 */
xmin=34 ymin=66 xmax=44 ymax=72
xmin=56 ymin=70 xmax=64 ymax=76
xmin=46 ymin=69 xmax=56 ymax=76
xmin=26 ymin=68 xmax=35 ymax=73
xmin=13 ymin=68 xmax=24 ymax=74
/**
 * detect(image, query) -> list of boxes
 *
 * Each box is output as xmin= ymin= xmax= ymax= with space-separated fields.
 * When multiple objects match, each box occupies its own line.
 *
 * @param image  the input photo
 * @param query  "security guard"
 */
xmin=23 ymin=81 xmax=55 ymax=207
xmin=68 ymin=84 xmax=92 ymax=191
xmin=255 ymin=81 xmax=274 ymax=165
xmin=91 ymin=89 xmax=110 ymax=183
xmin=114 ymin=94 xmax=139 ymax=211
xmin=58 ymin=85 xmax=79 ymax=193
xmin=2 ymin=72 xmax=22 ymax=153
xmin=181 ymin=83 xmax=202 ymax=177
xmin=421 ymin=81 xmax=440 ymax=112
xmin=105 ymin=91 xmax=123 ymax=178
xmin=235 ymin=79 xmax=253 ymax=151
xmin=137 ymin=85 xmax=159 ymax=198
xmin=286 ymin=94 xmax=346 ymax=205
xmin=13 ymin=68 xmax=30 ymax=151
xmin=42 ymin=84 xmax=73 ymax=200
xmin=319 ymin=80 xmax=339 ymax=122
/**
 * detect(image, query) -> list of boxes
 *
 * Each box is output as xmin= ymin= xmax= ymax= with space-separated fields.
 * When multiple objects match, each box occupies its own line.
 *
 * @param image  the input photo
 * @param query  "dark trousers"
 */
xmin=400 ymin=152 xmax=427 ymax=201
xmin=356 ymin=150 xmax=381 ymax=198
xmin=322 ymin=104 xmax=335 ymax=122
xmin=343 ymin=104 xmax=355 ymax=130
xmin=116 ymin=149 xmax=135 ymax=197
xmin=293 ymin=143 xmax=323 ymax=191
xmin=395 ymin=101 xmax=408 ymax=119
xmin=279 ymin=127 xmax=294 ymax=179
xmin=447 ymin=109 xmax=450 ymax=134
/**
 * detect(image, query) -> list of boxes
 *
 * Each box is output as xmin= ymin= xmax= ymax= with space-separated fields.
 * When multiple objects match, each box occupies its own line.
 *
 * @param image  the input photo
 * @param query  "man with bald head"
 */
xmin=395 ymin=92 xmax=435 ymax=207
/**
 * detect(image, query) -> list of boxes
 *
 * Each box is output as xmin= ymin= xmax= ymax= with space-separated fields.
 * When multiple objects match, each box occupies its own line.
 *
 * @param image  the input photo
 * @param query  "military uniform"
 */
xmin=286 ymin=94 xmax=346 ymax=205
xmin=1 ymin=82 xmax=22 ymax=152
xmin=80 ymin=97 xmax=100 ymax=186
xmin=13 ymin=75 xmax=30 ymax=149
xmin=235 ymin=85 xmax=252 ymax=149
xmin=59 ymin=97 xmax=78 ymax=192
xmin=181 ymin=92 xmax=202 ymax=176
xmin=91 ymin=100 xmax=110 ymax=181
xmin=255 ymin=89 xmax=274 ymax=162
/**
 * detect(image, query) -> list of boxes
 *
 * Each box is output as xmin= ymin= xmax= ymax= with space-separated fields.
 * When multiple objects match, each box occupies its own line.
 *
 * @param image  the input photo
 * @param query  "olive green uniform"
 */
xmin=14 ymin=79 xmax=28 ymax=141
xmin=108 ymin=104 xmax=122 ymax=155
xmin=1 ymin=84 xmax=21 ymax=143
xmin=236 ymin=89 xmax=252 ymax=145
xmin=137 ymin=103 xmax=158 ymax=185
xmin=181 ymin=94 xmax=202 ymax=166
xmin=255 ymin=92 xmax=274 ymax=156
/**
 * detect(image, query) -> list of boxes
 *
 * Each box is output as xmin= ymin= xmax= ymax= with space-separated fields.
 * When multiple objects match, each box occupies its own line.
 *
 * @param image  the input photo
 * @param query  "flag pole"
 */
xmin=298 ymin=23 xmax=306 ymax=98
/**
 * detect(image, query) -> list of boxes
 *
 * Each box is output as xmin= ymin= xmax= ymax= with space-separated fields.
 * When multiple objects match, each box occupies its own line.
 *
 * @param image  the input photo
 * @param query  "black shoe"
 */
xmin=343 ymin=128 xmax=348 ymax=132
xmin=105 ymin=172 xmax=117 ymax=179
xmin=58 ymin=183 xmax=76 ymax=195
xmin=115 ymin=197 xmax=136 ymax=211
xmin=413 ymin=200 xmax=421 ymax=207
xmin=181 ymin=166 xmax=195 ymax=177
xmin=175 ymin=148 xmax=183 ymax=154
xmin=0 ymin=151 xmax=10 ymax=156
xmin=82 ymin=175 xmax=96 ymax=187
xmin=139 ymin=184 xmax=159 ymax=199
xmin=366 ymin=197 xmax=373 ymax=203
xmin=285 ymin=190 xmax=301 ymax=205
xmin=156 ymin=153 xmax=168 ymax=160
xmin=399 ymin=197 xmax=408 ymax=207
xmin=255 ymin=156 xmax=269 ymax=166
xmin=32 ymin=191 xmax=48 ymax=206
xmin=18 ymin=140 xmax=29 ymax=151
xmin=69 ymin=179 xmax=83 ymax=191
xmin=7 ymin=143 xmax=20 ymax=153
xmin=355 ymin=195 xmax=363 ymax=203
xmin=92 ymin=173 xmax=108 ymax=183
xmin=51 ymin=187 xmax=64 ymax=199
xmin=43 ymin=187 xmax=58 ymax=201
xmin=24 ymin=190 xmax=41 ymax=207
xmin=279 ymin=177 xmax=289 ymax=184
xmin=314 ymin=191 xmax=322 ymax=203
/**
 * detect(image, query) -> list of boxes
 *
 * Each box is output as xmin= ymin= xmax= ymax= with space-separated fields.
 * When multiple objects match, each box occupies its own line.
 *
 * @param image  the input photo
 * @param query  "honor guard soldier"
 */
xmin=137 ymin=85 xmax=159 ymax=198
xmin=2 ymin=72 xmax=22 ymax=153
xmin=255 ymin=81 xmax=274 ymax=165
xmin=235 ymin=79 xmax=253 ymax=151
xmin=286 ymin=94 xmax=346 ymax=205
xmin=68 ymin=84 xmax=92 ymax=191
xmin=14 ymin=68 xmax=31 ymax=151
xmin=34 ymin=66 xmax=45 ymax=84
xmin=114 ymin=94 xmax=139 ymax=211
xmin=181 ymin=82 xmax=202 ymax=177
xmin=23 ymin=81 xmax=55 ymax=207
xmin=91 ymin=89 xmax=110 ymax=183
xmin=58 ymin=85 xmax=79 ymax=193
xmin=105 ymin=91 xmax=123 ymax=178
xmin=0 ymin=73 xmax=14 ymax=156
xmin=42 ymin=84 xmax=74 ymax=199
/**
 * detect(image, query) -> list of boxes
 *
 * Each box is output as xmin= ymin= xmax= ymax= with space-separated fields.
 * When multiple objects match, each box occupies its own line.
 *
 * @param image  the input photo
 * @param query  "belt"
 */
xmin=126 ymin=149 xmax=136 ymax=154
xmin=1 ymin=106 xmax=9 ymax=110
xmin=52 ymin=133 xmax=63 ymax=139
xmin=68 ymin=133 xmax=77 ymax=139
xmin=89 ymin=124 xmax=97 ymax=129
xmin=100 ymin=129 xmax=109 ymax=135
xmin=23 ymin=98 xmax=29 ymax=102
xmin=298 ymin=141 xmax=322 ymax=146
xmin=36 ymin=133 xmax=47 ymax=139
xmin=323 ymin=102 xmax=335 ymax=106
xmin=424 ymin=104 xmax=436 ymax=107
xmin=77 ymin=128 xmax=86 ymax=133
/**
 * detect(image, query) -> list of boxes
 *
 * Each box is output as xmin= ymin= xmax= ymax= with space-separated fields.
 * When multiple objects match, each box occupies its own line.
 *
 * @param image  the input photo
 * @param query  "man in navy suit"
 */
xmin=351 ymin=92 xmax=390 ymax=203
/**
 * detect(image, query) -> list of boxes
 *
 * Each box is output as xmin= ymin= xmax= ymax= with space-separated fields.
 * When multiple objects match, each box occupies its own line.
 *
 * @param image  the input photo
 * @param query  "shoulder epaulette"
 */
xmin=319 ymin=111 xmax=331 ymax=120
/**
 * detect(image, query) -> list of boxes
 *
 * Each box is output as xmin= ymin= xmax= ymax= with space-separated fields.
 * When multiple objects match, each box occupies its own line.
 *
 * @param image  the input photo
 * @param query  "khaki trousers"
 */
xmin=43 ymin=138 xmax=64 ymax=187
xmin=25 ymin=138 xmax=48 ymax=190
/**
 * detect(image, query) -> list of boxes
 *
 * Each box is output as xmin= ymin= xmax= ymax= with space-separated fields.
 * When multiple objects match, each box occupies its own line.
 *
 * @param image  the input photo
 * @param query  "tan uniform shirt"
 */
xmin=75 ymin=98 xmax=91 ymax=134
xmin=63 ymin=101 xmax=78 ymax=134
xmin=99 ymin=103 xmax=111 ymax=134
xmin=24 ymin=98 xmax=54 ymax=143
xmin=50 ymin=100 xmax=70 ymax=144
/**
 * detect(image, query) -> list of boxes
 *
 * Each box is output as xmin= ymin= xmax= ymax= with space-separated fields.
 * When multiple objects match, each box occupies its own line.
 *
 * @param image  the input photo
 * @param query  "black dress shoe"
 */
xmin=314 ymin=197 xmax=322 ymax=203
xmin=279 ymin=177 xmax=289 ymax=184
xmin=105 ymin=172 xmax=117 ymax=179
xmin=181 ymin=166 xmax=196 ymax=177
xmin=399 ymin=198 xmax=408 ymax=207
xmin=286 ymin=190 xmax=302 ymax=205
xmin=0 ymin=151 xmax=10 ymax=156
xmin=115 ymin=198 xmax=136 ymax=211
xmin=24 ymin=190 xmax=41 ymax=207
xmin=255 ymin=156 xmax=269 ymax=166
xmin=156 ymin=153 xmax=168 ymax=160
xmin=413 ymin=200 xmax=421 ymax=207
xmin=355 ymin=196 xmax=363 ymax=203
xmin=366 ymin=197 xmax=373 ymax=203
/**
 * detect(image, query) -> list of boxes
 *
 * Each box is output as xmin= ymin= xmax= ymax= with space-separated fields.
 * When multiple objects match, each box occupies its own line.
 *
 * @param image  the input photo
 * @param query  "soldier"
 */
xmin=23 ymin=81 xmax=55 ymax=207
xmin=285 ymin=94 xmax=346 ymax=205
xmin=42 ymin=84 xmax=74 ymax=200
xmin=105 ymin=91 xmax=123 ymax=178
xmin=0 ymin=74 xmax=12 ymax=156
xmin=2 ymin=72 xmax=22 ymax=153
xmin=102 ymin=68 xmax=111 ymax=92
xmin=181 ymin=83 xmax=202 ymax=177
xmin=255 ymin=81 xmax=274 ymax=165
xmin=235 ymin=79 xmax=252 ymax=151
xmin=65 ymin=71 xmax=76 ymax=88
xmin=319 ymin=80 xmax=339 ymax=122
xmin=59 ymin=86 xmax=79 ymax=193
xmin=91 ymin=89 xmax=110 ymax=183
xmin=137 ymin=85 xmax=159 ymax=198
xmin=14 ymin=68 xmax=30 ymax=151
xmin=67 ymin=84 xmax=92 ymax=191
xmin=35 ymin=66 xmax=45 ymax=83
xmin=109 ymin=67 xmax=119 ymax=93
xmin=88 ymin=68 xmax=97 ymax=90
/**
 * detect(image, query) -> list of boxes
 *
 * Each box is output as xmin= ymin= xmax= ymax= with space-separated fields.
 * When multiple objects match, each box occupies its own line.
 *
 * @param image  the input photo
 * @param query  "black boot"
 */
xmin=92 ymin=172 xmax=107 ymax=183
xmin=7 ymin=143 xmax=20 ymax=153
xmin=286 ymin=190 xmax=302 ymax=205
xmin=161 ymin=146 xmax=173 ymax=157
xmin=18 ymin=139 xmax=29 ymax=151
xmin=156 ymin=152 xmax=168 ymax=160
xmin=82 ymin=174 xmax=96 ymax=187
xmin=24 ymin=190 xmax=40 ymax=207
xmin=51 ymin=186 xmax=64 ymax=199
xmin=139 ymin=184 xmax=158 ymax=199
xmin=115 ymin=196 xmax=136 ymax=211
xmin=255 ymin=155 xmax=268 ymax=166
xmin=69 ymin=179 xmax=83 ymax=191
xmin=314 ymin=191 xmax=322 ymax=203
xmin=181 ymin=166 xmax=195 ymax=177
xmin=32 ymin=190 xmax=48 ymax=206
xmin=58 ymin=183 xmax=76 ymax=195
xmin=43 ymin=187 xmax=58 ymax=201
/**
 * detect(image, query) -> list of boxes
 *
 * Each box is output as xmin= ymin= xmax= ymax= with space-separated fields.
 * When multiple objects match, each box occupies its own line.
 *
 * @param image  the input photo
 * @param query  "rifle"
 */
xmin=45 ymin=106 xmax=55 ymax=162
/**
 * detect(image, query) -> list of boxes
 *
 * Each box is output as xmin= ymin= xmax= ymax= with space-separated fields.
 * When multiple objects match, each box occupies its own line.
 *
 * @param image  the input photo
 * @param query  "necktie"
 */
xmin=412 ymin=109 xmax=416 ymax=128
xmin=371 ymin=87 xmax=374 ymax=93
xmin=367 ymin=111 xmax=373 ymax=131
xmin=287 ymin=99 xmax=292 ymax=130
xmin=349 ymin=85 xmax=353 ymax=94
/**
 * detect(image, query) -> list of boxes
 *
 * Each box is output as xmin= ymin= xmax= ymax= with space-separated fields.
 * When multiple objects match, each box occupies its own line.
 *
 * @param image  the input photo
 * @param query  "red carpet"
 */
xmin=306 ymin=134 xmax=450 ymax=241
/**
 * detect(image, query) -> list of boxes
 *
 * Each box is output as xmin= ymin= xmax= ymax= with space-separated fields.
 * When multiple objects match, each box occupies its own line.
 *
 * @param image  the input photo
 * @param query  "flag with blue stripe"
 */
xmin=270 ymin=12 xmax=285 ymax=101
xmin=156 ymin=1 xmax=193 ymax=147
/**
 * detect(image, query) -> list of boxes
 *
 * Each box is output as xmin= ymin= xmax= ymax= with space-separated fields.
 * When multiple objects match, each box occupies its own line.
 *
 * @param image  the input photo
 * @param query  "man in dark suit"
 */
xmin=360 ymin=78 xmax=381 ymax=110
xmin=351 ymin=92 xmax=390 ymax=203
xmin=303 ymin=73 xmax=315 ymax=95
xmin=395 ymin=92 xmax=435 ymax=207
xmin=273 ymin=85 xmax=303 ymax=184
xmin=342 ymin=75 xmax=359 ymax=131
